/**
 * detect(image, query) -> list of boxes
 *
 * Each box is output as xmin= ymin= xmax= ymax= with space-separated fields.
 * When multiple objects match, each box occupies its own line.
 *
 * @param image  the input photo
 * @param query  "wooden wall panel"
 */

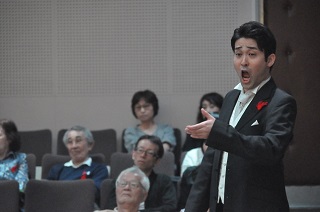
xmin=264 ymin=0 xmax=320 ymax=185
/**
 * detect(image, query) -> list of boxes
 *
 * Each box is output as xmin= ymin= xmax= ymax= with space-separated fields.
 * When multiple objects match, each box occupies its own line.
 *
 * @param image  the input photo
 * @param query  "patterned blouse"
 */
xmin=0 ymin=152 xmax=29 ymax=192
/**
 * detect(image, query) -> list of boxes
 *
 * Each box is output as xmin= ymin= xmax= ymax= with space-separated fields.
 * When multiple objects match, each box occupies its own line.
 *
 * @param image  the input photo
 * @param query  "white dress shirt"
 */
xmin=217 ymin=77 xmax=271 ymax=203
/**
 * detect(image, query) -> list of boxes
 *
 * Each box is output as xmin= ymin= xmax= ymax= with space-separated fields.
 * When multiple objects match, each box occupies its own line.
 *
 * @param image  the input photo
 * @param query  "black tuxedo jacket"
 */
xmin=185 ymin=78 xmax=297 ymax=212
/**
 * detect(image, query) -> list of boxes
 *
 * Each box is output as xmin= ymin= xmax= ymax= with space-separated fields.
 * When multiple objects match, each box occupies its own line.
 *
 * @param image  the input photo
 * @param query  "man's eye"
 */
xmin=131 ymin=183 xmax=138 ymax=188
xmin=147 ymin=151 xmax=155 ymax=156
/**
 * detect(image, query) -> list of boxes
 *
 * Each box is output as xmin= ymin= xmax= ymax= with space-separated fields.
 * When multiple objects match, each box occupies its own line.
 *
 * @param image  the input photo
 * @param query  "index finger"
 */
xmin=185 ymin=122 xmax=205 ymax=131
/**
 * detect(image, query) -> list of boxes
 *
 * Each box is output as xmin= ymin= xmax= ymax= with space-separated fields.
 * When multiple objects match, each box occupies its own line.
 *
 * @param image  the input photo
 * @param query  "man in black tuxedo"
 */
xmin=184 ymin=21 xmax=297 ymax=212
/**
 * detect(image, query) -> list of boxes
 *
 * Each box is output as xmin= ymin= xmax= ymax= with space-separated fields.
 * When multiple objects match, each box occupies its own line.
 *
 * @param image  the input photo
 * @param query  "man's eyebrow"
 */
xmin=235 ymin=46 xmax=258 ymax=50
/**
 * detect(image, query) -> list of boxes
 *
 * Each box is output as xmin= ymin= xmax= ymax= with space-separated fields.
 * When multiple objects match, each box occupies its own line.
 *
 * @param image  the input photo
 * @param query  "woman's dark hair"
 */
xmin=135 ymin=135 xmax=164 ymax=159
xmin=197 ymin=92 xmax=224 ymax=123
xmin=131 ymin=89 xmax=159 ymax=118
xmin=231 ymin=21 xmax=276 ymax=62
xmin=0 ymin=119 xmax=21 ymax=152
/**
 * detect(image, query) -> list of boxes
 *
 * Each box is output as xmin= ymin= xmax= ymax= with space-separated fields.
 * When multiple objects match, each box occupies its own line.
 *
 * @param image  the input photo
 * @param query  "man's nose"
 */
xmin=124 ymin=183 xmax=131 ymax=190
xmin=241 ymin=55 xmax=248 ymax=66
xmin=70 ymin=142 xmax=78 ymax=148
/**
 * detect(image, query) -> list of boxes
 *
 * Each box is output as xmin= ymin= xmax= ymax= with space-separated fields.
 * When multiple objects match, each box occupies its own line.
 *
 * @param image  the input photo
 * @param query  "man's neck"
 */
xmin=143 ymin=168 xmax=152 ymax=177
xmin=117 ymin=205 xmax=139 ymax=212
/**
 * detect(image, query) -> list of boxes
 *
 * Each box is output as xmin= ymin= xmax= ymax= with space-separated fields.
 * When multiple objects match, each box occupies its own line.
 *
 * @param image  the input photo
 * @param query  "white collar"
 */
xmin=234 ymin=76 xmax=271 ymax=95
xmin=64 ymin=157 xmax=92 ymax=168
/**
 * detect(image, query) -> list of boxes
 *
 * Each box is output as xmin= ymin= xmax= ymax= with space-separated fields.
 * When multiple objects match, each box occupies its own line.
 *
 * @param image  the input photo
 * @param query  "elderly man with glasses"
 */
xmin=106 ymin=135 xmax=177 ymax=212
xmin=96 ymin=166 xmax=150 ymax=212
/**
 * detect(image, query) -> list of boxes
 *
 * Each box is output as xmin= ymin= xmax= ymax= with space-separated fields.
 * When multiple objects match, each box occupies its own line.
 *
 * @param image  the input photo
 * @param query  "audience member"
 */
xmin=0 ymin=119 xmax=29 ymax=192
xmin=180 ymin=140 xmax=208 ymax=176
xmin=47 ymin=125 xmax=108 ymax=204
xmin=182 ymin=92 xmax=223 ymax=152
xmin=178 ymin=93 xmax=223 ymax=208
xmin=107 ymin=135 xmax=177 ymax=212
xmin=96 ymin=166 xmax=149 ymax=212
xmin=0 ymin=119 xmax=29 ymax=211
xmin=124 ymin=89 xmax=176 ymax=152
xmin=185 ymin=21 xmax=297 ymax=211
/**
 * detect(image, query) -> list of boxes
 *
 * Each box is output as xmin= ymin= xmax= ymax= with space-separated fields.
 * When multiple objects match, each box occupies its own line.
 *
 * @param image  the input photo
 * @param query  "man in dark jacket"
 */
xmin=185 ymin=21 xmax=297 ymax=212
xmin=107 ymin=135 xmax=177 ymax=212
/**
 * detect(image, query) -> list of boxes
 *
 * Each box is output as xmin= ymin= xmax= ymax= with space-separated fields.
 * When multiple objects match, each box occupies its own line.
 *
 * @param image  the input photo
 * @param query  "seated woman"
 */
xmin=47 ymin=125 xmax=108 ymax=205
xmin=0 ymin=119 xmax=29 ymax=192
xmin=180 ymin=140 xmax=208 ymax=176
xmin=124 ymin=89 xmax=176 ymax=152
xmin=0 ymin=119 xmax=29 ymax=210
xmin=182 ymin=92 xmax=223 ymax=152
xmin=178 ymin=92 xmax=223 ymax=210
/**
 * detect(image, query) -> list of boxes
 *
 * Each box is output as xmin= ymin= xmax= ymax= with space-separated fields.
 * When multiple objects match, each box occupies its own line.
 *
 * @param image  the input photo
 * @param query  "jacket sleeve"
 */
xmin=91 ymin=163 xmax=109 ymax=190
xmin=47 ymin=164 xmax=63 ymax=180
xmin=207 ymin=90 xmax=297 ymax=165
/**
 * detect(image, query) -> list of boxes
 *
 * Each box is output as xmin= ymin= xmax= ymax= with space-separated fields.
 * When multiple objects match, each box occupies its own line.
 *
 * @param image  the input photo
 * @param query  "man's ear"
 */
xmin=142 ymin=190 xmax=148 ymax=202
xmin=154 ymin=157 xmax=160 ymax=166
xmin=88 ymin=141 xmax=95 ymax=151
xmin=267 ymin=53 xmax=276 ymax=68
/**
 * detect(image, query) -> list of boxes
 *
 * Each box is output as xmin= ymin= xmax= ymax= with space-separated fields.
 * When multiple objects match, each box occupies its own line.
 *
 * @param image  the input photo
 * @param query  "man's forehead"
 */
xmin=68 ymin=130 xmax=85 ymax=138
xmin=121 ymin=172 xmax=141 ymax=181
xmin=137 ymin=139 xmax=158 ymax=151
xmin=234 ymin=38 xmax=259 ymax=50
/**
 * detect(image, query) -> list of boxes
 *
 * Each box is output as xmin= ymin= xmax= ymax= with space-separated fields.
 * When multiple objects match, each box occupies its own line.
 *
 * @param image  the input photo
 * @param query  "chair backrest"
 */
xmin=41 ymin=153 xmax=105 ymax=179
xmin=26 ymin=153 xmax=36 ymax=179
xmin=121 ymin=129 xmax=128 ymax=153
xmin=154 ymin=151 xmax=176 ymax=176
xmin=24 ymin=179 xmax=96 ymax=212
xmin=0 ymin=180 xmax=20 ymax=212
xmin=110 ymin=152 xmax=134 ymax=179
xmin=100 ymin=178 xmax=114 ymax=210
xmin=110 ymin=152 xmax=175 ymax=179
xmin=19 ymin=129 xmax=52 ymax=166
xmin=41 ymin=154 xmax=69 ymax=179
xmin=57 ymin=128 xmax=117 ymax=165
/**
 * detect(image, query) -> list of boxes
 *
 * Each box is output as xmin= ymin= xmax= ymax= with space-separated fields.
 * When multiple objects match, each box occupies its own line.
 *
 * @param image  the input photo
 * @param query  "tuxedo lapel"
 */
xmin=219 ymin=90 xmax=239 ymax=123
xmin=235 ymin=78 xmax=277 ymax=130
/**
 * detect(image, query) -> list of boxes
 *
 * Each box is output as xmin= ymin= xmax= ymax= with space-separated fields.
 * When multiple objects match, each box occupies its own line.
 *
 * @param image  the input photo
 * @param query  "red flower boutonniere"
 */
xmin=81 ymin=171 xmax=87 ymax=179
xmin=81 ymin=171 xmax=90 ymax=180
xmin=11 ymin=164 xmax=19 ymax=173
xmin=256 ymin=101 xmax=268 ymax=111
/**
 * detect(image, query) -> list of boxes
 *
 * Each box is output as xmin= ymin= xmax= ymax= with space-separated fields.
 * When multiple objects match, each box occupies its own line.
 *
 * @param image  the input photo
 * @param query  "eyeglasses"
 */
xmin=116 ymin=180 xmax=140 ymax=189
xmin=134 ymin=147 xmax=158 ymax=158
xmin=134 ymin=104 xmax=152 ymax=111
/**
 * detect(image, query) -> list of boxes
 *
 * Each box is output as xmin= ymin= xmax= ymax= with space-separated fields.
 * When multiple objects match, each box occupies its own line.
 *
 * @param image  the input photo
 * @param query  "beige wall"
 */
xmin=0 ymin=0 xmax=257 ymax=152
